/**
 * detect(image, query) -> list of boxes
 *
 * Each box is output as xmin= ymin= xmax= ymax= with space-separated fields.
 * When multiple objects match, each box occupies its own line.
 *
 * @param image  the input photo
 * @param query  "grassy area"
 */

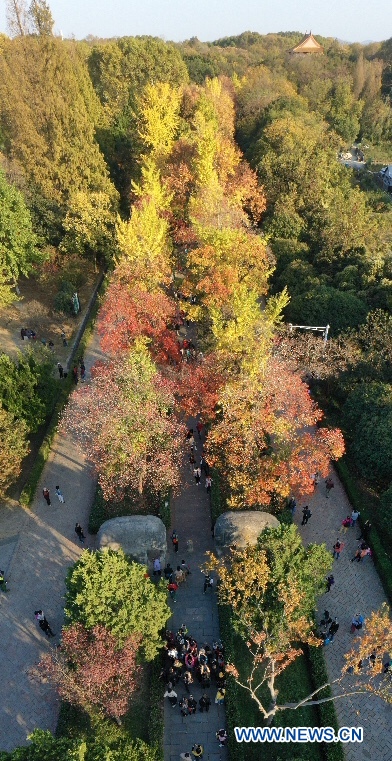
xmin=219 ymin=603 xmax=344 ymax=761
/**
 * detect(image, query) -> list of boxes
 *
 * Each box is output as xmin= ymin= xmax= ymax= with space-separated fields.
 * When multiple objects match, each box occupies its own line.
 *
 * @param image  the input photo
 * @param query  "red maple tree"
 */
xmin=98 ymin=276 xmax=181 ymax=364
xmin=61 ymin=343 xmax=185 ymax=502
xmin=175 ymin=352 xmax=226 ymax=421
xmin=38 ymin=624 xmax=141 ymax=721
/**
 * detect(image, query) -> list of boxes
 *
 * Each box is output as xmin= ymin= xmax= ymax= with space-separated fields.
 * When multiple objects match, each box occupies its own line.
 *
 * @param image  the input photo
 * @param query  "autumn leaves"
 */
xmin=62 ymin=76 xmax=344 ymax=513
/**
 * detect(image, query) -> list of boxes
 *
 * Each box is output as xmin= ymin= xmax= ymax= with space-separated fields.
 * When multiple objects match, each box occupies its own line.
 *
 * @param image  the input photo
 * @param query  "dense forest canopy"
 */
xmin=1 ymin=3 xmax=392 ymax=513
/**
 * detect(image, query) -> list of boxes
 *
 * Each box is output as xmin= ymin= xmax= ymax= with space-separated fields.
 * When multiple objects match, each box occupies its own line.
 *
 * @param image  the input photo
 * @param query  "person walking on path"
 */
xmin=326 ymin=574 xmax=335 ymax=592
xmin=72 ymin=365 xmax=78 ymax=384
xmin=153 ymin=558 xmax=162 ymax=576
xmin=191 ymin=744 xmax=204 ymax=759
xmin=164 ymin=562 xmax=173 ymax=580
xmin=325 ymin=477 xmax=334 ymax=497
xmin=216 ymin=729 xmax=228 ymax=747
xmin=34 ymin=610 xmax=55 ymax=637
xmin=183 ymin=670 xmax=193 ymax=693
xmin=288 ymin=496 xmax=297 ymax=516
xmin=181 ymin=559 xmax=191 ymax=576
xmin=55 ymin=486 xmax=65 ymax=504
xmin=351 ymin=509 xmax=360 ymax=527
xmin=215 ymin=687 xmax=226 ymax=704
xmin=301 ymin=506 xmax=312 ymax=525
xmin=188 ymin=695 xmax=197 ymax=714
xmin=332 ymin=539 xmax=344 ymax=559
xmin=196 ymin=421 xmax=203 ymax=439
xmin=340 ymin=516 xmax=351 ymax=533
xmin=57 ymin=363 xmax=64 ymax=379
xmin=351 ymin=614 xmax=365 ymax=633
xmin=205 ymin=475 xmax=212 ymax=494
xmin=75 ymin=523 xmax=85 ymax=544
xmin=328 ymin=618 xmax=339 ymax=641
xmin=42 ymin=487 xmax=51 ymax=506
xmin=199 ymin=693 xmax=211 ymax=713
xmin=180 ymin=754 xmax=192 ymax=761
xmin=193 ymin=467 xmax=201 ymax=486
xmin=171 ymin=530 xmax=179 ymax=553
xmin=203 ymin=573 xmax=213 ymax=594
xmin=357 ymin=520 xmax=371 ymax=542
xmin=168 ymin=581 xmax=178 ymax=601
xmin=164 ymin=687 xmax=178 ymax=707
xmin=0 ymin=570 xmax=8 ymax=593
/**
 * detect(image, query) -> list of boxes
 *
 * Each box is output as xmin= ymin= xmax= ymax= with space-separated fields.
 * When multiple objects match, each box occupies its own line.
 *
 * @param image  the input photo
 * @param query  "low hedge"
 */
xmin=20 ymin=374 xmax=73 ymax=506
xmin=307 ymin=646 xmax=345 ymax=761
xmin=88 ymin=486 xmax=171 ymax=535
xmin=148 ymin=655 xmax=165 ymax=760
xmin=210 ymin=468 xmax=226 ymax=527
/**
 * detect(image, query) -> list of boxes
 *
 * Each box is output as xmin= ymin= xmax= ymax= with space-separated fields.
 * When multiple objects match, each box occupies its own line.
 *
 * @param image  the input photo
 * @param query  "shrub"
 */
xmin=54 ymin=280 xmax=77 ymax=315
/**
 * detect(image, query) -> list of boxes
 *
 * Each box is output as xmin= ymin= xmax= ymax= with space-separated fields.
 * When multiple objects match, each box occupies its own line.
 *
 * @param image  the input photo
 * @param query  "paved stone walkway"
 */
xmin=0 ymin=331 xmax=103 ymax=751
xmin=295 ymin=470 xmax=392 ymax=761
xmin=164 ymin=421 xmax=228 ymax=761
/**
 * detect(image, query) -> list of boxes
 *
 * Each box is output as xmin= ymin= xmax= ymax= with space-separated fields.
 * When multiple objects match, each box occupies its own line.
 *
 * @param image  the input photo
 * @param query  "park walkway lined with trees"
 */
xmin=296 ymin=472 xmax=392 ymax=761
xmin=163 ymin=420 xmax=228 ymax=761
xmin=0 ymin=330 xmax=103 ymax=750
xmin=0 ymin=31 xmax=392 ymax=759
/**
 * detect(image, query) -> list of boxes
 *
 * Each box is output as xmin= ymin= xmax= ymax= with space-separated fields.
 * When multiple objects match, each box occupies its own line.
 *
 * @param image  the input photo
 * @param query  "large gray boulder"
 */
xmin=97 ymin=515 xmax=167 ymax=567
xmin=214 ymin=511 xmax=280 ymax=553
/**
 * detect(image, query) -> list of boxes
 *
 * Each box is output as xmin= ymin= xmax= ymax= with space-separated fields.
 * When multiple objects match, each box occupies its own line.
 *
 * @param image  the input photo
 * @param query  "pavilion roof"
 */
xmin=291 ymin=33 xmax=323 ymax=53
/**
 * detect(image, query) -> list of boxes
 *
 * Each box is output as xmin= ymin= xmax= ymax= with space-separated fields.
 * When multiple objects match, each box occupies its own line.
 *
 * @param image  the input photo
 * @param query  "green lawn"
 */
xmin=227 ymin=630 xmax=323 ymax=761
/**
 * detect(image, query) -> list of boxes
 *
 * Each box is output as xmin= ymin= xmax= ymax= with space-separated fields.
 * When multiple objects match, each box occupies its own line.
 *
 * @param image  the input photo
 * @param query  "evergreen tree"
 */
xmin=0 ymin=169 xmax=39 ymax=305
xmin=0 ymin=35 xmax=118 ymax=243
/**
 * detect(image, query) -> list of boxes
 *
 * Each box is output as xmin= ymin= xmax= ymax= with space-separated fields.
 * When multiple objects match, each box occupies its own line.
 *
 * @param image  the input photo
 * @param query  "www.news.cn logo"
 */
xmin=234 ymin=726 xmax=363 ymax=743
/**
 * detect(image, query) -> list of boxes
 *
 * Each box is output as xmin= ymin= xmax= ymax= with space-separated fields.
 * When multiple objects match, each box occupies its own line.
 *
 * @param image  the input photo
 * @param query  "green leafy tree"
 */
xmin=28 ymin=0 xmax=54 ymax=35
xmin=0 ymin=349 xmax=57 ymax=433
xmin=343 ymin=381 xmax=392 ymax=485
xmin=0 ymin=169 xmax=39 ymax=304
xmin=0 ymin=729 xmax=158 ymax=761
xmin=328 ymin=79 xmax=363 ymax=143
xmin=61 ymin=190 xmax=117 ymax=266
xmin=65 ymin=549 xmax=170 ymax=660
xmin=0 ymin=35 xmax=117 ymax=242
xmin=286 ymin=285 xmax=368 ymax=336
xmin=0 ymin=405 xmax=28 ymax=497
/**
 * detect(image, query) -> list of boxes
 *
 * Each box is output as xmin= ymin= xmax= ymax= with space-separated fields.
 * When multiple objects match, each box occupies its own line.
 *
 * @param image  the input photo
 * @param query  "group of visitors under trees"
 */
xmin=162 ymin=625 xmax=228 ymax=750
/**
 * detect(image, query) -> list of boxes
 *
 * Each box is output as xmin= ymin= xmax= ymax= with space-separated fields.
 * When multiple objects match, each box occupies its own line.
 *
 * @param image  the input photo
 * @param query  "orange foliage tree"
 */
xmin=205 ymin=357 xmax=345 ymax=508
xmin=98 ymin=263 xmax=180 ymax=364
xmin=61 ymin=341 xmax=185 ymax=502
